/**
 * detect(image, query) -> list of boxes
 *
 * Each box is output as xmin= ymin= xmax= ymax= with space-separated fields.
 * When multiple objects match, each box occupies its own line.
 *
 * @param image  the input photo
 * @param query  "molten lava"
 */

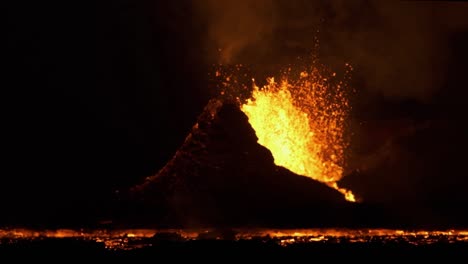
xmin=239 ymin=67 xmax=355 ymax=202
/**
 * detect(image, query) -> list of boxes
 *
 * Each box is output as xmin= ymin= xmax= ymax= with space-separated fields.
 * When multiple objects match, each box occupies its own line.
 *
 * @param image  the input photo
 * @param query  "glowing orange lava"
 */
xmin=239 ymin=66 xmax=355 ymax=202
xmin=2 ymin=228 xmax=467 ymax=249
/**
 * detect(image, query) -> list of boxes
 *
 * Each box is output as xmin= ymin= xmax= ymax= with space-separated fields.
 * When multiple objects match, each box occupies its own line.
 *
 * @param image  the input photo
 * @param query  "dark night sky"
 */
xmin=4 ymin=1 xmax=468 ymax=227
xmin=5 ymin=1 xmax=212 ymax=225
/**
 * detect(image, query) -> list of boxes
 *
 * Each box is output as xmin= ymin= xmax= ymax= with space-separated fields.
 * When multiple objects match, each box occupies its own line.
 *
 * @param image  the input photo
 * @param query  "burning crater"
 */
xmin=127 ymin=62 xmax=360 ymax=227
xmin=239 ymin=67 xmax=354 ymax=202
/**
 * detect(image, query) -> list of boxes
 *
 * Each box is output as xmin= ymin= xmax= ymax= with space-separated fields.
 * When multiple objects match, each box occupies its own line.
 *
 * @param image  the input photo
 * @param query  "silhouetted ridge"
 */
xmin=123 ymin=99 xmax=351 ymax=228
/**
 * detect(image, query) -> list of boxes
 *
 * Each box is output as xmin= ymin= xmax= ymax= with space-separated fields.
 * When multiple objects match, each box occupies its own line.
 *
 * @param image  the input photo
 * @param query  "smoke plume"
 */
xmin=195 ymin=0 xmax=276 ymax=64
xmin=195 ymin=0 xmax=468 ymax=102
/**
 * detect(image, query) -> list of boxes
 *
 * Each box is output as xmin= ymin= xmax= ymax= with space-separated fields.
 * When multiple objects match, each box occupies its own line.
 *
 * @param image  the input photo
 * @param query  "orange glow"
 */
xmin=1 ymin=228 xmax=467 ymax=249
xmin=239 ymin=66 xmax=355 ymax=202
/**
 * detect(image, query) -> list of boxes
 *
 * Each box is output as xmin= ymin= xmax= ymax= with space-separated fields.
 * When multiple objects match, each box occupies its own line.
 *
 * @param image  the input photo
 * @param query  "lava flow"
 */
xmin=238 ymin=65 xmax=355 ymax=202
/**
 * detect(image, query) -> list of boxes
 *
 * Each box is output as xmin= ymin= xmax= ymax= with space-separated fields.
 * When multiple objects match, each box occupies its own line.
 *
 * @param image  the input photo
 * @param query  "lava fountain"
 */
xmin=236 ymin=64 xmax=355 ymax=202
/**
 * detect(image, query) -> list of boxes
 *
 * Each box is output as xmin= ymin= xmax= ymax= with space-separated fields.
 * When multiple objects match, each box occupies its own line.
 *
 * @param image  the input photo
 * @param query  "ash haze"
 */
xmin=197 ymin=0 xmax=468 ymax=102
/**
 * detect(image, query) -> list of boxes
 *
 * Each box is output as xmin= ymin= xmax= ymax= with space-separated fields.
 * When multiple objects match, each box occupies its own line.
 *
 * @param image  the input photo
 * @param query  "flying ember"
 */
xmin=239 ymin=65 xmax=355 ymax=202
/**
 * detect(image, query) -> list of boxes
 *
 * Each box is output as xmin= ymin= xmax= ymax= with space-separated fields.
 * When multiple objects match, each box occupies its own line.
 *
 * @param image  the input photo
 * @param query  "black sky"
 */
xmin=5 ymin=1 xmax=468 ymax=227
xmin=5 ymin=1 xmax=212 ymax=225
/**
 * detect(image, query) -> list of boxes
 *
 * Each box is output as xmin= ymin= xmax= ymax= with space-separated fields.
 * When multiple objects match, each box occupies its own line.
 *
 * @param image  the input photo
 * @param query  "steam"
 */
xmin=195 ymin=0 xmax=468 ymax=102
xmin=195 ymin=0 xmax=276 ymax=64
xmin=321 ymin=1 xmax=468 ymax=102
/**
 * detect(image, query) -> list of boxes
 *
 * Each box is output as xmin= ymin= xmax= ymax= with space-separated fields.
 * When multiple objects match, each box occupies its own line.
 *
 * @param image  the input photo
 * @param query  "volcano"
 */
xmin=117 ymin=99 xmax=363 ymax=228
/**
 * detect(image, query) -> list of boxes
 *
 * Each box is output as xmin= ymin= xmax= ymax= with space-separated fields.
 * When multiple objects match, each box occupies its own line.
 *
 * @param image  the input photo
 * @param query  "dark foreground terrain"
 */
xmin=1 ymin=229 xmax=467 ymax=260
xmin=2 ymin=239 xmax=467 ymax=260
